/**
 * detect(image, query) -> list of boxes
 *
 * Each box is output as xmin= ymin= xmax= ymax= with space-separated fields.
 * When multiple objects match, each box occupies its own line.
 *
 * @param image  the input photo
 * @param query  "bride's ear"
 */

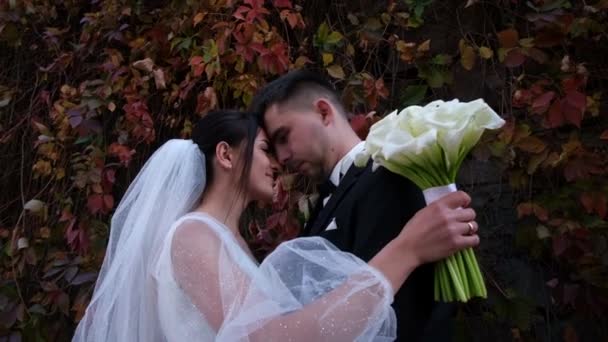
xmin=215 ymin=141 xmax=235 ymax=170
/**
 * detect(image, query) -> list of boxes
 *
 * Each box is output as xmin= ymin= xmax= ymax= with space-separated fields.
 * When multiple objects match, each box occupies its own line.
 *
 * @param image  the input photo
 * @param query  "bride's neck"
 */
xmin=195 ymin=181 xmax=247 ymax=236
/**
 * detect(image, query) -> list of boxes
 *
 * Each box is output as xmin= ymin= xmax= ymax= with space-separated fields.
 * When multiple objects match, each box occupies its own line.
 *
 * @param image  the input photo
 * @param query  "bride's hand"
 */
xmin=398 ymin=191 xmax=479 ymax=266
xmin=369 ymin=191 xmax=479 ymax=293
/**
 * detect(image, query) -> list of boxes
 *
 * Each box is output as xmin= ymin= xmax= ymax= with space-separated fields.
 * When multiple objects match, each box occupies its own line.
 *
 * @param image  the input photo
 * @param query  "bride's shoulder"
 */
xmin=173 ymin=212 xmax=223 ymax=237
xmin=169 ymin=213 xmax=226 ymax=259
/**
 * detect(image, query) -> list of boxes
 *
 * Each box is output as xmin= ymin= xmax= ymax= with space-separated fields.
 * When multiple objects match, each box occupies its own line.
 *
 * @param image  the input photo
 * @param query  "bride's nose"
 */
xmin=269 ymin=155 xmax=281 ymax=174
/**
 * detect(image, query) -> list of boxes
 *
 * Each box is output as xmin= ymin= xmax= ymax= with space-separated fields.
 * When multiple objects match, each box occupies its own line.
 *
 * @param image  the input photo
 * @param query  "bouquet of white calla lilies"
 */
xmin=355 ymin=98 xmax=505 ymax=302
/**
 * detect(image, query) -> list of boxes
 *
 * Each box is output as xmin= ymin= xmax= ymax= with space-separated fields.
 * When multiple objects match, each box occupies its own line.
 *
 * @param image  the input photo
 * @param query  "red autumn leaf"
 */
xmin=563 ymin=155 xmax=604 ymax=182
xmin=562 ymin=93 xmax=585 ymax=128
xmin=196 ymin=87 xmax=218 ymax=116
xmin=233 ymin=0 xmax=270 ymax=23
xmin=546 ymin=99 xmax=565 ymax=128
xmin=233 ymin=24 xmax=257 ymax=62
xmin=256 ymin=43 xmax=289 ymax=75
xmin=504 ymin=48 xmax=526 ymax=68
xmin=375 ymin=79 xmax=389 ymax=99
xmin=123 ymin=100 xmax=155 ymax=143
xmin=273 ymin=0 xmax=293 ymax=8
xmin=562 ymin=76 xmax=586 ymax=92
xmin=565 ymin=90 xmax=586 ymax=112
xmin=350 ymin=114 xmax=370 ymax=139
xmin=103 ymin=195 xmax=114 ymax=211
xmin=59 ymin=209 xmax=73 ymax=222
xmin=265 ymin=211 xmax=288 ymax=230
xmin=77 ymin=223 xmax=90 ymax=254
xmin=531 ymin=91 xmax=555 ymax=114
xmin=530 ymin=80 xmax=551 ymax=95
xmin=280 ymin=9 xmax=304 ymax=29
xmin=517 ymin=202 xmax=548 ymax=221
xmin=189 ymin=56 xmax=205 ymax=77
xmin=512 ymin=89 xmax=532 ymax=108
xmin=87 ymin=194 xmax=104 ymax=215
xmin=108 ymin=143 xmax=135 ymax=166
xmin=272 ymin=179 xmax=289 ymax=210
xmin=497 ymin=28 xmax=519 ymax=48
xmin=580 ymin=192 xmax=607 ymax=219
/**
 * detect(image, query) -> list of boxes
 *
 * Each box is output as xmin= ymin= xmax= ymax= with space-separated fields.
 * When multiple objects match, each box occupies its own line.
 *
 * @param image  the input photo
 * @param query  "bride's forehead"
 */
xmin=255 ymin=129 xmax=268 ymax=140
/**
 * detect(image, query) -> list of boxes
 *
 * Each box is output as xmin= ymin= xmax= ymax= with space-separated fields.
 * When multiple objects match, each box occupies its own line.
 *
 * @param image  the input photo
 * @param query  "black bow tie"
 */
xmin=318 ymin=180 xmax=337 ymax=199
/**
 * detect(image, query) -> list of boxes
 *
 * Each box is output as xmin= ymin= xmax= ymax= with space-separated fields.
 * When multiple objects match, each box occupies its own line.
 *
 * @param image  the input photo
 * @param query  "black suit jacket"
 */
xmin=302 ymin=161 xmax=454 ymax=342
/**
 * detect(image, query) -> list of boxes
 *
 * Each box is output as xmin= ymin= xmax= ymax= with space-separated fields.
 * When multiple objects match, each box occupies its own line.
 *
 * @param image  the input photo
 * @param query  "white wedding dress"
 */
xmin=72 ymin=139 xmax=397 ymax=341
xmin=156 ymin=212 xmax=396 ymax=341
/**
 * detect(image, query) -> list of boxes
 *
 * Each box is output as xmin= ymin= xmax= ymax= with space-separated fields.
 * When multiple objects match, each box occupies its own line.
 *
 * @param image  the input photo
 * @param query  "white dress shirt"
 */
xmin=322 ymin=141 xmax=366 ymax=206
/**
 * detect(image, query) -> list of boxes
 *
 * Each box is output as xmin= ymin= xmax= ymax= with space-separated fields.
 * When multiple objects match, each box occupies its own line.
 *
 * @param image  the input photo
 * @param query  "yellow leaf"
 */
xmin=322 ymin=52 xmax=334 ymax=66
xmin=519 ymin=37 xmax=535 ymax=48
xmin=153 ymin=68 xmax=167 ymax=89
xmin=193 ymin=12 xmax=206 ymax=27
xmin=294 ymin=56 xmax=312 ymax=69
xmin=40 ymin=227 xmax=51 ymax=239
xmin=459 ymin=39 xmax=476 ymax=71
xmin=417 ymin=39 xmax=431 ymax=53
xmin=346 ymin=44 xmax=355 ymax=56
xmin=132 ymin=58 xmax=154 ymax=73
xmin=479 ymin=46 xmax=494 ymax=59
xmin=326 ymin=64 xmax=345 ymax=79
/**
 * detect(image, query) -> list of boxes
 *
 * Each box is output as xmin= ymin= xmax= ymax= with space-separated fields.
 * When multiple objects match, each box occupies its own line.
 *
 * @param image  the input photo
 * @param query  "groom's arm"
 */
xmin=349 ymin=167 xmax=438 ymax=341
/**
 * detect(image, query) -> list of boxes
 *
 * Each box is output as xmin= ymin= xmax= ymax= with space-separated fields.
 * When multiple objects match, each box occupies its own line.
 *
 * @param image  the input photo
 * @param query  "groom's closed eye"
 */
xmin=270 ymin=127 xmax=289 ymax=146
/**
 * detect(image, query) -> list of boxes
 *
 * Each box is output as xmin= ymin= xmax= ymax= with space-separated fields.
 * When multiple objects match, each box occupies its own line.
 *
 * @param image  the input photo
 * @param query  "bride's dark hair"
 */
xmin=191 ymin=110 xmax=259 ymax=196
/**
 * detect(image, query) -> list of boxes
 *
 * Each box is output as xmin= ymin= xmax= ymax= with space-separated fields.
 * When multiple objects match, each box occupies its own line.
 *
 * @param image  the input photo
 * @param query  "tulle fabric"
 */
xmin=73 ymin=140 xmax=206 ymax=341
xmin=72 ymin=139 xmax=397 ymax=342
xmin=155 ymin=212 xmax=397 ymax=341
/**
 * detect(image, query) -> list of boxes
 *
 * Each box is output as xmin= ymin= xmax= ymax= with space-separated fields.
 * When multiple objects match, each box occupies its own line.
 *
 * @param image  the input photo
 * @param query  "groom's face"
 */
xmin=263 ymin=103 xmax=329 ymax=181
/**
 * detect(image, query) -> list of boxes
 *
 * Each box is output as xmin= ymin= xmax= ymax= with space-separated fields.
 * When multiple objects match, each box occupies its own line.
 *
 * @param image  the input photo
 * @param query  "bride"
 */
xmin=73 ymin=110 xmax=479 ymax=341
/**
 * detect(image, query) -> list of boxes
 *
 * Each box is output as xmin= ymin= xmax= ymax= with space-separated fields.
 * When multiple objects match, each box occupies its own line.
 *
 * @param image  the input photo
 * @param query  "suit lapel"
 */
xmin=308 ymin=162 xmax=370 ymax=236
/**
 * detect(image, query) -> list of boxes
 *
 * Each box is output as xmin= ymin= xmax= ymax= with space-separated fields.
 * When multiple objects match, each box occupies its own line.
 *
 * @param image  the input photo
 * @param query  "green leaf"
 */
xmin=177 ymin=37 xmax=193 ymax=51
xmin=326 ymin=31 xmax=343 ymax=45
xmin=400 ymin=85 xmax=428 ymax=106
xmin=432 ymin=54 xmax=453 ymax=65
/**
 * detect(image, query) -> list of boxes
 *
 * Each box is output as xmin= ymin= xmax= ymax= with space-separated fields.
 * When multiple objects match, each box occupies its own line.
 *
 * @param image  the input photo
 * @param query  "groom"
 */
xmin=251 ymin=70 xmax=456 ymax=341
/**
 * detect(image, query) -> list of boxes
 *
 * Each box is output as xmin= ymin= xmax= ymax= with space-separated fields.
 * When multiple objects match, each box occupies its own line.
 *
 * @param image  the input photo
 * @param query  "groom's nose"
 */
xmin=275 ymin=146 xmax=291 ymax=166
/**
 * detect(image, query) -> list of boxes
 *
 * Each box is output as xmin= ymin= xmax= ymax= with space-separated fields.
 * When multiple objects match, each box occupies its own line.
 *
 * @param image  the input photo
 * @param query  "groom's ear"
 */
xmin=314 ymin=99 xmax=335 ymax=126
xmin=215 ymin=141 xmax=235 ymax=170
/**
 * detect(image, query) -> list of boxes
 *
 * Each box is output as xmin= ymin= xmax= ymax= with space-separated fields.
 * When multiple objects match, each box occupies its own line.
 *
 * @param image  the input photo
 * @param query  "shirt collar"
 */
xmin=328 ymin=141 xmax=366 ymax=187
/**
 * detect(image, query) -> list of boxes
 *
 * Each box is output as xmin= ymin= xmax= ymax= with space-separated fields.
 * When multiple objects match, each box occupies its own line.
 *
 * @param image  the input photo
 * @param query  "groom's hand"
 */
xmin=397 ymin=191 xmax=479 ymax=266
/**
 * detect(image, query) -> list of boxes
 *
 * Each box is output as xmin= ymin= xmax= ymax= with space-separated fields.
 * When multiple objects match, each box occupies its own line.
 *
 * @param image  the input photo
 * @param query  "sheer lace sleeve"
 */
xmin=155 ymin=213 xmax=396 ymax=341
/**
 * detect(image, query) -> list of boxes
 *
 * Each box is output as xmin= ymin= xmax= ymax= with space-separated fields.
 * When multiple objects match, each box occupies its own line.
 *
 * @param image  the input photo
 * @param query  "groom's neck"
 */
xmin=325 ymin=126 xmax=361 ymax=173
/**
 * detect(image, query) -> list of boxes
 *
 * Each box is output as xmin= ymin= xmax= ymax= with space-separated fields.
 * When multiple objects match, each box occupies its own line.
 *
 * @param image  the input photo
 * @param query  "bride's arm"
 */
xmin=171 ymin=192 xmax=478 ymax=341
xmin=172 ymin=221 xmax=399 ymax=341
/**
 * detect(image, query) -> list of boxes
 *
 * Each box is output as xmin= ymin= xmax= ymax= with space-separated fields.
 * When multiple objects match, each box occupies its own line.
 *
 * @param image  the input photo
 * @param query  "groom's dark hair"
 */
xmin=250 ymin=69 xmax=347 ymax=124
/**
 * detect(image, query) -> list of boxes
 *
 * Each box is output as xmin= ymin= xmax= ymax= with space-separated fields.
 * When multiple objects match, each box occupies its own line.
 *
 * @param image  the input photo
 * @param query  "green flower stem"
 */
xmin=455 ymin=251 xmax=469 ymax=298
xmin=434 ymin=266 xmax=440 ymax=300
xmin=444 ymin=257 xmax=467 ymax=302
xmin=467 ymin=248 xmax=487 ymax=297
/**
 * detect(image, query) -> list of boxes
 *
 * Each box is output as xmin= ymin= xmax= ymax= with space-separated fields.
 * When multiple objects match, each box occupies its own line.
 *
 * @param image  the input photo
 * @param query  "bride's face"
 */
xmin=247 ymin=129 xmax=278 ymax=203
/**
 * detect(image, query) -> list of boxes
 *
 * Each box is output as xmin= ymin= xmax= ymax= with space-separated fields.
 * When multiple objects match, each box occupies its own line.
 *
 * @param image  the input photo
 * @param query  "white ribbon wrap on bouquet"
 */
xmin=422 ymin=183 xmax=458 ymax=204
